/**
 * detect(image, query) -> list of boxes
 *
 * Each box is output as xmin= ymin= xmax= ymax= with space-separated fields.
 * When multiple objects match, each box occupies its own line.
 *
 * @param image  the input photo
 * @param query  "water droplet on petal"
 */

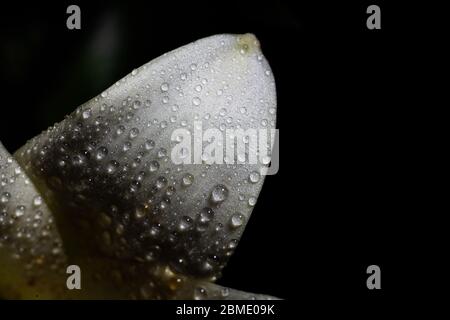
xmin=192 ymin=97 xmax=201 ymax=106
xmin=230 ymin=213 xmax=245 ymax=228
xmin=107 ymin=160 xmax=120 ymax=174
xmin=33 ymin=196 xmax=43 ymax=207
xmin=182 ymin=173 xmax=194 ymax=187
xmin=211 ymin=184 xmax=229 ymax=204
xmin=249 ymin=171 xmax=260 ymax=183
xmin=129 ymin=128 xmax=139 ymax=139
xmin=96 ymin=146 xmax=108 ymax=160
xmin=145 ymin=139 xmax=155 ymax=150
xmin=1 ymin=192 xmax=10 ymax=204
xmin=82 ymin=108 xmax=92 ymax=119
xmin=194 ymin=287 xmax=207 ymax=300
xmin=15 ymin=205 xmax=26 ymax=217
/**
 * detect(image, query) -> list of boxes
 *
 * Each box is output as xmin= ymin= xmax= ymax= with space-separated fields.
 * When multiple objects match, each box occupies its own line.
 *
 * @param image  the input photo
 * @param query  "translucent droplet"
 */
xmin=182 ymin=173 xmax=194 ymax=187
xmin=160 ymin=82 xmax=169 ymax=92
xmin=249 ymin=171 xmax=260 ymax=183
xmin=195 ymin=84 xmax=202 ymax=92
xmin=248 ymin=196 xmax=257 ymax=207
xmin=230 ymin=213 xmax=245 ymax=228
xmin=96 ymin=146 xmax=108 ymax=160
xmin=149 ymin=161 xmax=160 ymax=172
xmin=33 ymin=196 xmax=43 ymax=207
xmin=116 ymin=125 xmax=125 ymax=136
xmin=194 ymin=287 xmax=207 ymax=300
xmin=1 ymin=192 xmax=11 ymax=204
xmin=133 ymin=100 xmax=141 ymax=109
xmin=123 ymin=141 xmax=132 ymax=152
xmin=107 ymin=160 xmax=119 ymax=174
xmin=129 ymin=128 xmax=139 ymax=139
xmin=197 ymin=207 xmax=214 ymax=231
xmin=145 ymin=139 xmax=155 ymax=150
xmin=156 ymin=176 xmax=167 ymax=189
xmin=228 ymin=239 xmax=238 ymax=250
xmin=15 ymin=205 xmax=26 ymax=217
xmin=157 ymin=148 xmax=167 ymax=158
xmin=211 ymin=184 xmax=229 ymax=204
xmin=178 ymin=216 xmax=192 ymax=232
xmin=192 ymin=97 xmax=201 ymax=106
xmin=82 ymin=108 xmax=92 ymax=119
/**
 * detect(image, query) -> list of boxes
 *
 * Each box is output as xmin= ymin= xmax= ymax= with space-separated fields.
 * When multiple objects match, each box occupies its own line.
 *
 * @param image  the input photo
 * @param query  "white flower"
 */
xmin=0 ymin=34 xmax=278 ymax=299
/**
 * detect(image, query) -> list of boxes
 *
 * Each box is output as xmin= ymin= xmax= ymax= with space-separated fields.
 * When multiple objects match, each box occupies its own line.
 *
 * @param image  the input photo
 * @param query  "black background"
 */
xmin=0 ymin=0 xmax=420 ymax=311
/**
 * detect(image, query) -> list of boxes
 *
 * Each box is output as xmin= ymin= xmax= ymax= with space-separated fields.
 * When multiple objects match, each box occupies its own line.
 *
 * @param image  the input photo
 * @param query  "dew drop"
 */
xmin=160 ymin=121 xmax=168 ymax=129
xmin=1 ymin=192 xmax=10 ymax=204
xmin=33 ymin=196 xmax=43 ymax=207
xmin=107 ymin=160 xmax=120 ymax=174
xmin=156 ymin=176 xmax=167 ymax=189
xmin=182 ymin=173 xmax=194 ymax=187
xmin=178 ymin=216 xmax=193 ymax=232
xmin=230 ymin=213 xmax=245 ymax=228
xmin=129 ymin=128 xmax=139 ymax=139
xmin=157 ymin=148 xmax=167 ymax=158
xmin=96 ymin=146 xmax=108 ymax=160
xmin=133 ymin=100 xmax=141 ymax=110
xmin=211 ymin=184 xmax=229 ymax=204
xmin=192 ymin=97 xmax=201 ymax=106
xmin=15 ymin=205 xmax=26 ymax=218
xmin=145 ymin=139 xmax=155 ymax=150
xmin=82 ymin=108 xmax=92 ymax=119
xmin=116 ymin=125 xmax=125 ymax=136
xmin=149 ymin=161 xmax=160 ymax=172
xmin=194 ymin=287 xmax=207 ymax=300
xmin=249 ymin=171 xmax=260 ymax=183
xmin=160 ymin=82 xmax=169 ymax=92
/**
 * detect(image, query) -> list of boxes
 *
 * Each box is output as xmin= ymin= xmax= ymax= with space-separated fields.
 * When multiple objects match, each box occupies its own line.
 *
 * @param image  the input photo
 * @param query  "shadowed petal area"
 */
xmin=0 ymin=141 xmax=67 ymax=298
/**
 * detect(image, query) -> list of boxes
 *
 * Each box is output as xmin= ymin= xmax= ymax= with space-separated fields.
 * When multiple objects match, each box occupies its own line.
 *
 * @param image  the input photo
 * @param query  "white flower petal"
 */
xmin=8 ymin=34 xmax=277 ymax=299
xmin=0 ymin=141 xmax=67 ymax=298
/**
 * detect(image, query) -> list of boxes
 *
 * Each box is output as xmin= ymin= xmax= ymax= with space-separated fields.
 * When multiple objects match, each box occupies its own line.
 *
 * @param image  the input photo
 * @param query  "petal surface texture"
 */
xmin=7 ymin=34 xmax=277 ymax=298
xmin=0 ymin=142 xmax=67 ymax=298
